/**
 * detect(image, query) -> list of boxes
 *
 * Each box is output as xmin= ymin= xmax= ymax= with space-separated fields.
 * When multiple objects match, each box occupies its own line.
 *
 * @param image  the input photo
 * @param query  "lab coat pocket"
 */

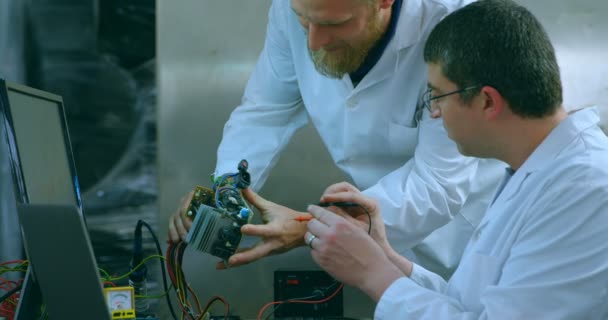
xmin=461 ymin=253 xmax=501 ymax=312
xmin=388 ymin=122 xmax=418 ymax=157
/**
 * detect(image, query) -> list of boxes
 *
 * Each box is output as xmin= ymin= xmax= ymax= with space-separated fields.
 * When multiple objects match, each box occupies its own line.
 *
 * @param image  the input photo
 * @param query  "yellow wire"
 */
xmin=0 ymin=262 xmax=28 ymax=275
xmin=191 ymin=284 xmax=203 ymax=314
xmin=136 ymin=284 xmax=173 ymax=299
xmin=104 ymin=254 xmax=165 ymax=282
xmin=175 ymin=252 xmax=187 ymax=305
xmin=98 ymin=267 xmax=111 ymax=279
xmin=0 ymin=267 xmax=27 ymax=274
xmin=173 ymin=244 xmax=197 ymax=319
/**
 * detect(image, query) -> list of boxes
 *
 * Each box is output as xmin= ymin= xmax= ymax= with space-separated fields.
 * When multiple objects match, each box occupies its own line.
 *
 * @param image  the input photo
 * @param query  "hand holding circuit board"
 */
xmin=184 ymin=159 xmax=253 ymax=261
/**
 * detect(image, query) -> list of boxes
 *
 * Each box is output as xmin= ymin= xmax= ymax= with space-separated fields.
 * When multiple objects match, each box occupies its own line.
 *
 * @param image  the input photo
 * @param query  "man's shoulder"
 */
xmin=270 ymin=0 xmax=296 ymax=20
xmin=268 ymin=0 xmax=293 ymax=30
xmin=538 ymin=138 xmax=608 ymax=192
xmin=421 ymin=0 xmax=473 ymax=13
xmin=270 ymin=0 xmax=289 ymax=12
xmin=397 ymin=0 xmax=472 ymax=40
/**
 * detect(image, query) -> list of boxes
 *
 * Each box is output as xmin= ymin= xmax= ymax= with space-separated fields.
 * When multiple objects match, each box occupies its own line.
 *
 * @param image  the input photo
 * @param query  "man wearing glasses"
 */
xmin=302 ymin=0 xmax=608 ymax=318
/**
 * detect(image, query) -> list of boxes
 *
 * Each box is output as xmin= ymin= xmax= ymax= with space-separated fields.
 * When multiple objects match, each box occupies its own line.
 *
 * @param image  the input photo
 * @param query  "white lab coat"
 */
xmin=215 ymin=0 xmax=504 ymax=276
xmin=375 ymin=108 xmax=608 ymax=319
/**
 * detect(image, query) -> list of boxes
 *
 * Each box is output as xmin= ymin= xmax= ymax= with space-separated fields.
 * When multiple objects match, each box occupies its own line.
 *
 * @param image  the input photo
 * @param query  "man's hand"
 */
xmin=305 ymin=205 xmax=403 ymax=302
xmin=217 ymin=188 xmax=308 ymax=269
xmin=319 ymin=182 xmax=391 ymax=251
xmin=168 ymin=191 xmax=195 ymax=243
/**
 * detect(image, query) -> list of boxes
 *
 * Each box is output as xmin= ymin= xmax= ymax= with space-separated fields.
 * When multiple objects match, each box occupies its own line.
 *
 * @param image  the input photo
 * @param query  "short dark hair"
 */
xmin=423 ymin=0 xmax=562 ymax=118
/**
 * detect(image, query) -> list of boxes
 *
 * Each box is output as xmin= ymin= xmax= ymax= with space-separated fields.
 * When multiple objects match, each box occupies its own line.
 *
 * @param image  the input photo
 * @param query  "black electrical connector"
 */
xmin=236 ymin=159 xmax=251 ymax=189
xmin=129 ymin=221 xmax=148 ymax=313
xmin=131 ymin=220 xmax=178 ymax=320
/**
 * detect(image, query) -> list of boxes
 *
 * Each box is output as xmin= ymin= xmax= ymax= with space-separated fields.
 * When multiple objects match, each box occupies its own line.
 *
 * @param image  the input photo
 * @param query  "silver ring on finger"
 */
xmin=306 ymin=234 xmax=317 ymax=249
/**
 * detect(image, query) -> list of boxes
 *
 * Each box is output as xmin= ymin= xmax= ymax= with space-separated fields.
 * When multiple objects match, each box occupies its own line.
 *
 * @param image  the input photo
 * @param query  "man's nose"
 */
xmin=307 ymin=24 xmax=332 ymax=51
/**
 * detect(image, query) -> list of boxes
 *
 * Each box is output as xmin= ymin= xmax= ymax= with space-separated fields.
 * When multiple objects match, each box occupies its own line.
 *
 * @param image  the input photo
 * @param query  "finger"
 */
xmin=216 ymin=245 xmax=250 ymax=269
xmin=242 ymin=188 xmax=268 ymax=209
xmin=307 ymin=205 xmax=342 ymax=226
xmin=183 ymin=214 xmax=193 ymax=230
xmin=216 ymin=260 xmax=229 ymax=270
xmin=305 ymin=221 xmax=331 ymax=243
xmin=173 ymin=212 xmax=189 ymax=241
xmin=318 ymin=192 xmax=377 ymax=217
xmin=170 ymin=192 xmax=193 ymax=241
xmin=304 ymin=231 xmax=321 ymax=250
xmin=322 ymin=205 xmax=350 ymax=217
xmin=227 ymin=242 xmax=276 ymax=267
xmin=168 ymin=216 xmax=180 ymax=243
xmin=318 ymin=206 xmax=369 ymax=233
xmin=321 ymin=182 xmax=359 ymax=199
xmin=215 ymin=246 xmax=250 ymax=270
xmin=168 ymin=194 xmax=189 ymax=242
xmin=180 ymin=191 xmax=194 ymax=212
xmin=240 ymin=223 xmax=280 ymax=237
xmin=327 ymin=207 xmax=361 ymax=224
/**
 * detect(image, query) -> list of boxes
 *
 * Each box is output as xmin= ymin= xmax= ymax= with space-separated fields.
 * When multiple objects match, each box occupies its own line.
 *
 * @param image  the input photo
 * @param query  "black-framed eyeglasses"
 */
xmin=422 ymin=85 xmax=482 ymax=112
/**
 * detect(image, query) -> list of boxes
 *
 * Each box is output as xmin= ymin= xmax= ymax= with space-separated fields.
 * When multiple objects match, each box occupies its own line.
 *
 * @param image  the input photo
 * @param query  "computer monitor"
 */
xmin=17 ymin=204 xmax=110 ymax=320
xmin=0 ymin=80 xmax=82 ymax=208
xmin=0 ymin=79 xmax=83 ymax=319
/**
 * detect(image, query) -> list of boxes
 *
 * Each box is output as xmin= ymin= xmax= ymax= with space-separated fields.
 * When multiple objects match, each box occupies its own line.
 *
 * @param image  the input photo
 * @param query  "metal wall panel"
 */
xmin=519 ymin=0 xmax=608 ymax=120
xmin=158 ymin=1 xmax=608 ymax=318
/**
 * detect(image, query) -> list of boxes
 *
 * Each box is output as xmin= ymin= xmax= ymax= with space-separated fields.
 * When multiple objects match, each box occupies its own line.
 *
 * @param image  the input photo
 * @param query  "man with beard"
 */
xmin=168 ymin=0 xmax=504 ymax=277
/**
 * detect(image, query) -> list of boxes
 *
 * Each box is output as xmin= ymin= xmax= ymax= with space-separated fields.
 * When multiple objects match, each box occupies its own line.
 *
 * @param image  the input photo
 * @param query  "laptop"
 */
xmin=17 ymin=204 xmax=111 ymax=320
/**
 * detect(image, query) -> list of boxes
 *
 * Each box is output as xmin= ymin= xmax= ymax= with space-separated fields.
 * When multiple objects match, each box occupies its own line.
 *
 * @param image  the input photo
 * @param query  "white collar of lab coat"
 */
xmin=479 ymin=107 xmax=600 ymax=232
xmin=497 ymin=107 xmax=600 ymax=203
xmin=350 ymin=0 xmax=424 ymax=93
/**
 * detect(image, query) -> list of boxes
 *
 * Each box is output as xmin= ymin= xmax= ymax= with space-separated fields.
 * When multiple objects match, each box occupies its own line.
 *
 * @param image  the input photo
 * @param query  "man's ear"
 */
xmin=480 ymin=86 xmax=505 ymax=120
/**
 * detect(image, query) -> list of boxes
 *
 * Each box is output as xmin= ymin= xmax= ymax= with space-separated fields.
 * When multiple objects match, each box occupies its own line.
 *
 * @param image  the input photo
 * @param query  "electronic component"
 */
xmin=104 ymin=287 xmax=136 ymax=319
xmin=186 ymin=160 xmax=253 ymax=260
xmin=273 ymin=270 xmax=343 ymax=318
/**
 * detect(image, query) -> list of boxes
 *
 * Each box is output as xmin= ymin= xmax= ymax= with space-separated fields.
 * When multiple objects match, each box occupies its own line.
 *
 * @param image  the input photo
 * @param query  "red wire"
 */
xmin=0 ymin=279 xmax=19 ymax=292
xmin=0 ymin=260 xmax=26 ymax=266
xmin=256 ymin=283 xmax=344 ymax=320
xmin=0 ymin=282 xmax=20 ymax=320
xmin=198 ymin=296 xmax=230 ymax=319
xmin=166 ymin=242 xmax=234 ymax=320
xmin=166 ymin=243 xmax=187 ymax=316
xmin=187 ymin=285 xmax=202 ymax=314
xmin=165 ymin=243 xmax=177 ymax=286
xmin=0 ymin=303 xmax=16 ymax=319
xmin=166 ymin=242 xmax=197 ymax=320
xmin=0 ymin=260 xmax=26 ymax=319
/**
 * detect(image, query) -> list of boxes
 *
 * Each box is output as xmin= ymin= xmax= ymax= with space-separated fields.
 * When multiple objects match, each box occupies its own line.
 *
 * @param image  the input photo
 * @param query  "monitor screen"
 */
xmin=1 ymin=81 xmax=81 ymax=207
xmin=0 ymin=80 xmax=83 ymax=320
